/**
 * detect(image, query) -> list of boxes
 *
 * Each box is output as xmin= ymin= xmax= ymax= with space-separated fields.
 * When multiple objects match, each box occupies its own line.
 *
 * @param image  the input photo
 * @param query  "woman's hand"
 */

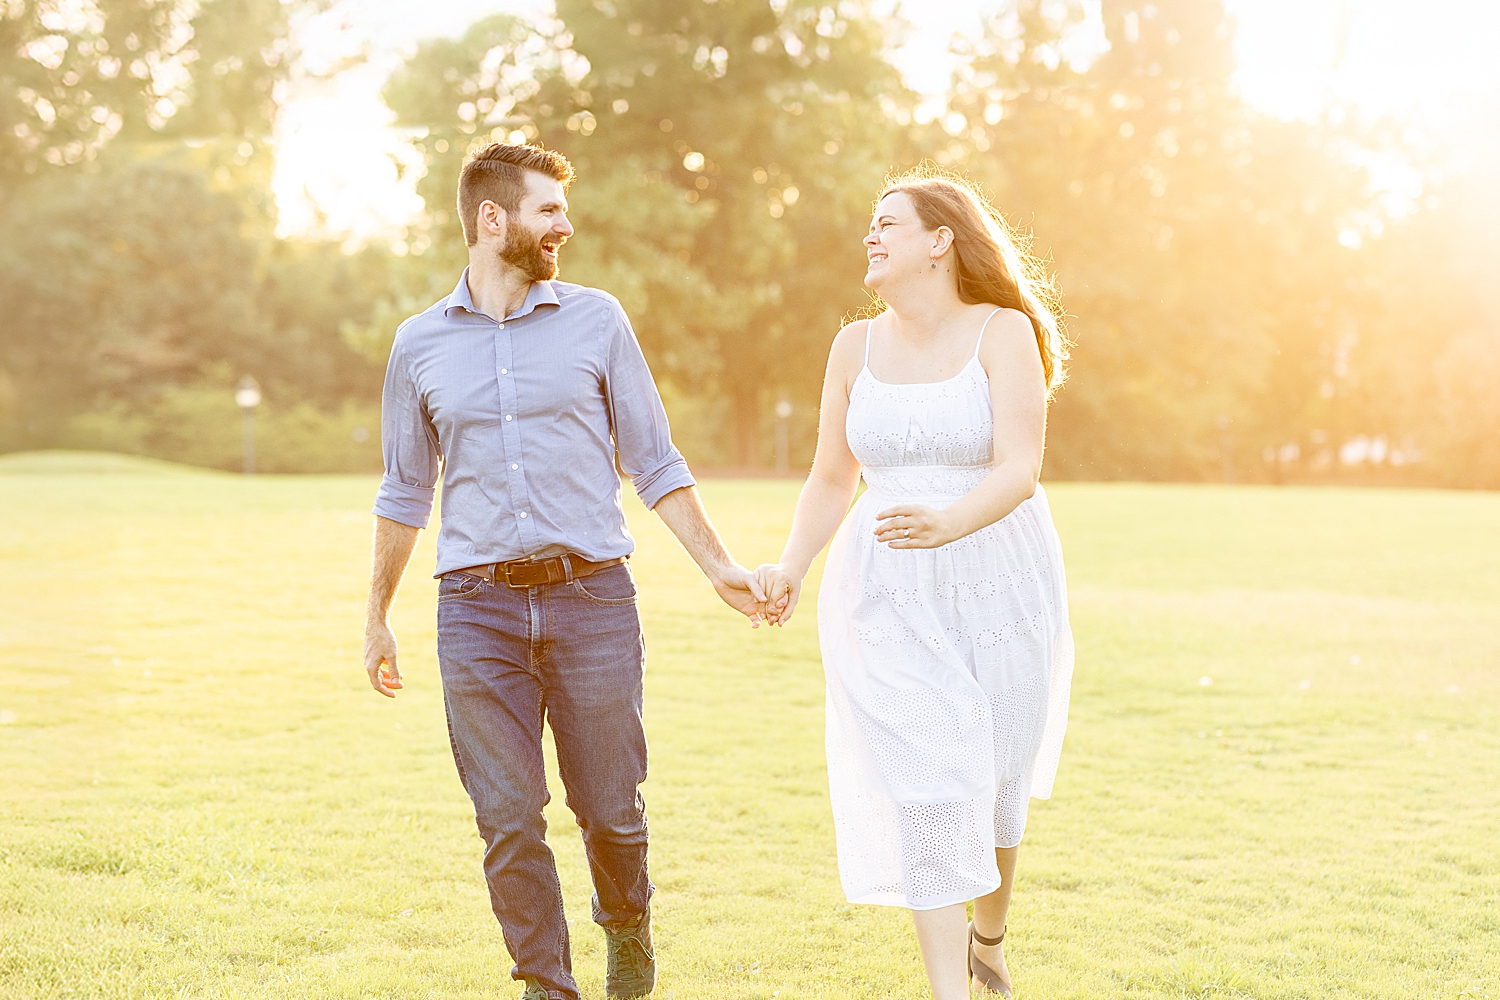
xmin=873 ymin=503 xmax=960 ymax=548
xmin=754 ymin=563 xmax=803 ymax=626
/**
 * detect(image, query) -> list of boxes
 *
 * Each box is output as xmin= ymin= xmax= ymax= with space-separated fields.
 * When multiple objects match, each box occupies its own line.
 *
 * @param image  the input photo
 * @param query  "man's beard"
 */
xmin=499 ymin=224 xmax=557 ymax=281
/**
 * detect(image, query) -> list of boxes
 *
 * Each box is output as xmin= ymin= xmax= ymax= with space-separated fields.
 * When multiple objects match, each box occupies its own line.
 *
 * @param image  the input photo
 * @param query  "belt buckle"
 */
xmin=501 ymin=555 xmax=577 ymax=588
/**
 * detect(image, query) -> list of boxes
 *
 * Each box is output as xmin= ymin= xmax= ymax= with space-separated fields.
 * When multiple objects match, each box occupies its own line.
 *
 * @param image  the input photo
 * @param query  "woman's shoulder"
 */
xmin=818 ymin=315 xmax=873 ymax=391
xmin=974 ymin=302 xmax=1029 ymax=325
xmin=976 ymin=305 xmax=1045 ymax=381
xmin=976 ymin=304 xmax=1034 ymax=343
xmin=828 ymin=315 xmax=875 ymax=361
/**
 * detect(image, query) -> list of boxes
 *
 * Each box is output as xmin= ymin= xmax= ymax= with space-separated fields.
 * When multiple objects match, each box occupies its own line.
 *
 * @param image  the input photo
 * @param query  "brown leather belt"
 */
xmin=458 ymin=554 xmax=625 ymax=589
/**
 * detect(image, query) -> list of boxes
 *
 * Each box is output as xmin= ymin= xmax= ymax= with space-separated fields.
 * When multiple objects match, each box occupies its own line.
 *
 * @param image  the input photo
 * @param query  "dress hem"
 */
xmin=844 ymin=881 xmax=1004 ymax=911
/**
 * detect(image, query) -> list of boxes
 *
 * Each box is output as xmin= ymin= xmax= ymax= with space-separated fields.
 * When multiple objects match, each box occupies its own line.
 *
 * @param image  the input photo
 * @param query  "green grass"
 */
xmin=2 ymin=451 xmax=1498 ymax=1000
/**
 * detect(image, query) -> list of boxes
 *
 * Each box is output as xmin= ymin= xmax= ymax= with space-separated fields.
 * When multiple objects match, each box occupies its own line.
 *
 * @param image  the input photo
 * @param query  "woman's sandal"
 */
xmin=968 ymin=921 xmax=1012 ymax=997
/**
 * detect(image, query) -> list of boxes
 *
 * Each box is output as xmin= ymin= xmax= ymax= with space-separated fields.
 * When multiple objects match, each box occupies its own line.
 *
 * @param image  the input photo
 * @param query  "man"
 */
xmin=363 ymin=143 xmax=766 ymax=1000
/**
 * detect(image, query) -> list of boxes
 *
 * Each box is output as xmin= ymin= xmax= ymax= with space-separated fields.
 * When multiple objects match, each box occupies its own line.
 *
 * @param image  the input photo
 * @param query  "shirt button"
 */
xmin=501 ymin=368 xmax=508 ymax=375
xmin=511 ymin=463 xmax=518 ymax=470
xmin=519 ymin=511 xmax=528 ymax=519
xmin=505 ymin=414 xmax=513 ymax=421
xmin=498 ymin=323 xmax=505 ymax=329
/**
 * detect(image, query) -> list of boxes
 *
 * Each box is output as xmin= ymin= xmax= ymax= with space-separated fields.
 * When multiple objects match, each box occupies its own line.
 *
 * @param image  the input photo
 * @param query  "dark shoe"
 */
xmin=604 ymin=905 xmax=656 ymax=998
xmin=969 ymin=921 xmax=1011 ymax=997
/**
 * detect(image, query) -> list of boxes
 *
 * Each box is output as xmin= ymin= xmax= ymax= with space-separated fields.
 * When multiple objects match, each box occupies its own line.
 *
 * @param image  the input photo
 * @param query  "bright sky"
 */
xmin=270 ymin=0 xmax=1500 ymax=241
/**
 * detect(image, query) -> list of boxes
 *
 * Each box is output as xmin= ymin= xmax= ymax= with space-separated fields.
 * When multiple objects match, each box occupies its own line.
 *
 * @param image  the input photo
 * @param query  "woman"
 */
xmin=756 ymin=170 xmax=1074 ymax=999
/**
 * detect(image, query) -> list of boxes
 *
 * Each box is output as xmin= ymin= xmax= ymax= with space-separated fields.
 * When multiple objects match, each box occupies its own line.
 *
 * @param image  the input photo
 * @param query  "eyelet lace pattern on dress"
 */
xmin=817 ymin=343 xmax=1074 ymax=910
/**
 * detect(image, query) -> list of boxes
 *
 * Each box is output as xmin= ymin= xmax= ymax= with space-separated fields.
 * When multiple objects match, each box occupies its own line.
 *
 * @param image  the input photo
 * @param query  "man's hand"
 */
xmin=710 ymin=562 xmax=770 ymax=626
xmin=365 ymin=516 xmax=420 ymax=698
xmin=364 ymin=618 xmax=404 ymax=697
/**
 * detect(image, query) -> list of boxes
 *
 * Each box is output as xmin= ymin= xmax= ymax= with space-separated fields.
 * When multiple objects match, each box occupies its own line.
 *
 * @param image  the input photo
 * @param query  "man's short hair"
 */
xmin=457 ymin=143 xmax=575 ymax=246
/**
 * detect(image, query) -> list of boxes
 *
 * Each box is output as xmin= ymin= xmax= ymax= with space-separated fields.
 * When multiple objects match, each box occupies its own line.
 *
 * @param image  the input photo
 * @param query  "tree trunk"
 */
xmin=733 ymin=388 xmax=760 ymax=469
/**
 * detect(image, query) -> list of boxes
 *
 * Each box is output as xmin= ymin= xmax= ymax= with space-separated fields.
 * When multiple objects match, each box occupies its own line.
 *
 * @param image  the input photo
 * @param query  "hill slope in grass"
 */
xmin=0 ymin=450 xmax=223 ymax=477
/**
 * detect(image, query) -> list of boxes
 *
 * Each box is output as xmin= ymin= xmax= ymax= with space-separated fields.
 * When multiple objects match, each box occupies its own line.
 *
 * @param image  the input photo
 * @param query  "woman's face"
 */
xmin=863 ymin=192 xmax=932 ymax=291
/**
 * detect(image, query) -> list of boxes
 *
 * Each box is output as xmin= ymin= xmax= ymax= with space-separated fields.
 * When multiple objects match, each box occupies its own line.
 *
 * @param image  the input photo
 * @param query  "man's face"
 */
xmin=497 ymin=171 xmax=574 ymax=281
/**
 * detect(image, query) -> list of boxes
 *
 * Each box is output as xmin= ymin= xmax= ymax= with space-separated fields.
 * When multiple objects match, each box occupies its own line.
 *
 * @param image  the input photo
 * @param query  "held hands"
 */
xmin=754 ymin=563 xmax=803 ymax=626
xmin=711 ymin=562 xmax=772 ymax=627
xmin=873 ymin=503 xmax=959 ymax=548
xmin=743 ymin=502 xmax=956 ymax=632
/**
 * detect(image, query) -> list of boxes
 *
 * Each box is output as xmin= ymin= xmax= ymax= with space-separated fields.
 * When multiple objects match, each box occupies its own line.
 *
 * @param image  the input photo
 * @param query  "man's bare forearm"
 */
xmin=653 ymin=485 xmax=768 ymax=621
xmin=367 ymin=516 xmax=421 ymax=624
xmin=652 ymin=486 xmax=734 ymax=582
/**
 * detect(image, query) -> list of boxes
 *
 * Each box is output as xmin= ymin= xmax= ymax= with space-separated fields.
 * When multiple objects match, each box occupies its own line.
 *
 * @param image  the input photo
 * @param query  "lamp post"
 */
xmin=774 ymin=399 xmax=793 ymax=475
xmin=235 ymin=376 xmax=261 ymax=475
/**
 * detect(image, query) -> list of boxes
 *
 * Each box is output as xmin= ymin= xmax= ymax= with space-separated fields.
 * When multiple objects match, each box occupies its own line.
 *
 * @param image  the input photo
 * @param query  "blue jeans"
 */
xmin=436 ymin=562 xmax=652 ymax=1000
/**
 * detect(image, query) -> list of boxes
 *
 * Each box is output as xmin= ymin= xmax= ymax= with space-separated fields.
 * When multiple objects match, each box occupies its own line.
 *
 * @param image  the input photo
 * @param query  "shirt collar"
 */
xmin=509 ymin=278 xmax=560 ymax=320
xmin=444 ymin=267 xmax=560 ymax=322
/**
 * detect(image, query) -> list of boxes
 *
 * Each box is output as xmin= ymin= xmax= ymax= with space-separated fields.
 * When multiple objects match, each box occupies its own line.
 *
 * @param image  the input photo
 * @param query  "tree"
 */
xmin=1 ymin=0 xmax=184 ymax=182
xmin=1352 ymin=86 xmax=1500 ymax=487
xmin=0 ymin=0 xmax=287 ymax=187
xmin=0 ymin=0 xmax=389 ymax=456
xmin=0 ymin=159 xmax=264 ymax=446
xmin=944 ymin=0 xmax=1385 ymax=481
xmin=384 ymin=1 xmax=924 ymax=466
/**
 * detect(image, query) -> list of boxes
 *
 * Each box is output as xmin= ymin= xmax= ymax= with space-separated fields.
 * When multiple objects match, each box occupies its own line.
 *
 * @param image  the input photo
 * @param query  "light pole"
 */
xmin=235 ymin=376 xmax=261 ymax=475
xmin=774 ymin=399 xmax=793 ymax=475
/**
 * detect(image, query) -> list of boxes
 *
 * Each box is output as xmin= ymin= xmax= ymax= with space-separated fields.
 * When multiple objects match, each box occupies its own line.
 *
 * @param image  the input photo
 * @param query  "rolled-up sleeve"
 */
xmin=604 ymin=305 xmax=694 ymax=509
xmin=373 ymin=334 xmax=442 ymax=528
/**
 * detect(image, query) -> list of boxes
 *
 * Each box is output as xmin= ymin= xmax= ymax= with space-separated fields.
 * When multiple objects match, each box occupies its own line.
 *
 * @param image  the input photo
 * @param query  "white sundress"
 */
xmin=817 ymin=311 xmax=1074 ymax=910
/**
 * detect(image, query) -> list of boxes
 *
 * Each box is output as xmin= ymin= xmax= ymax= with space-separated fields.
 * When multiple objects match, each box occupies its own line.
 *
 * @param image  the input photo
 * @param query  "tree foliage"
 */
xmin=2 ymin=0 xmax=181 ymax=179
xmin=2 ymin=0 xmax=1496 ymax=485
xmin=0 ymin=0 xmax=387 ymax=467
xmin=919 ymin=0 xmax=1500 ymax=485
xmin=0 ymin=0 xmax=286 ymax=183
xmin=384 ymin=1 xmax=924 ymax=463
xmin=0 ymin=159 xmax=262 ymax=439
xmin=372 ymin=0 xmax=1497 ymax=482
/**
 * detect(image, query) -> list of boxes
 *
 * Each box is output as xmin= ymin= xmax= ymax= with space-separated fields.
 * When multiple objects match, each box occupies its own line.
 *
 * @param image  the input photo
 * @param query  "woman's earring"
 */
xmin=930 ymin=257 xmax=939 ymax=269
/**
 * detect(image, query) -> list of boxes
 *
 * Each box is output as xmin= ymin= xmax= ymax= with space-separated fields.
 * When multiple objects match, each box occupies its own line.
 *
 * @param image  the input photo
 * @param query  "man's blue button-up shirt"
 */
xmin=373 ymin=269 xmax=695 ymax=577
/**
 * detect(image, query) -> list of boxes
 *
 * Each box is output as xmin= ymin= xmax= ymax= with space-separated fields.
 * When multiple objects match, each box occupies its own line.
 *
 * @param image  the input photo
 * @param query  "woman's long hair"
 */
xmin=878 ymin=166 xmax=1070 ymax=398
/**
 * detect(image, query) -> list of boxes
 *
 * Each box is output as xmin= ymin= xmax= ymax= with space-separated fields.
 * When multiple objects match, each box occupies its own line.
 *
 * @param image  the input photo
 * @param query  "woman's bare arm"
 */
xmin=761 ymin=321 xmax=868 ymax=622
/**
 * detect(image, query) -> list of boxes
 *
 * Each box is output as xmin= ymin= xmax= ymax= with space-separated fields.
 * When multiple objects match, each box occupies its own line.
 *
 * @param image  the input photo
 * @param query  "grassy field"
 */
xmin=1 ymin=451 xmax=1498 ymax=1000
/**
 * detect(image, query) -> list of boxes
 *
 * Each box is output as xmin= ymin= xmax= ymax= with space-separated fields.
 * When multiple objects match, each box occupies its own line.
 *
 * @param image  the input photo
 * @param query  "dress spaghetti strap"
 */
xmin=863 ymin=318 xmax=875 ymax=370
xmin=974 ymin=307 xmax=1004 ymax=359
